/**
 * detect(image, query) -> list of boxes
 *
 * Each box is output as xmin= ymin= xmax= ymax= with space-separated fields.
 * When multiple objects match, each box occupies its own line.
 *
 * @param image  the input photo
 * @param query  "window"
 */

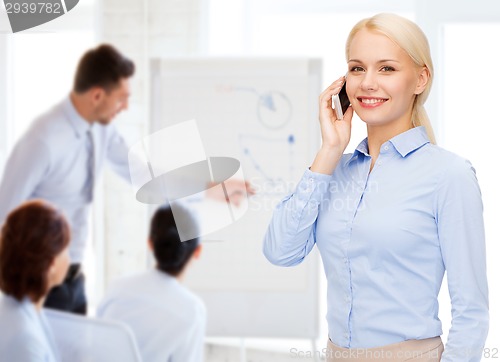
xmin=1 ymin=0 xmax=99 ymax=308
xmin=442 ymin=23 xmax=500 ymax=346
xmin=11 ymin=31 xmax=95 ymax=139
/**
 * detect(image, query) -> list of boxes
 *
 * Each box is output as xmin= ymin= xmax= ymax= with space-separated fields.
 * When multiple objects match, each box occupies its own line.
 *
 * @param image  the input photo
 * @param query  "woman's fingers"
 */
xmin=319 ymin=78 xmax=344 ymax=99
xmin=340 ymin=106 xmax=354 ymax=124
xmin=328 ymin=76 xmax=345 ymax=90
xmin=318 ymin=77 xmax=351 ymax=149
xmin=319 ymin=77 xmax=346 ymax=112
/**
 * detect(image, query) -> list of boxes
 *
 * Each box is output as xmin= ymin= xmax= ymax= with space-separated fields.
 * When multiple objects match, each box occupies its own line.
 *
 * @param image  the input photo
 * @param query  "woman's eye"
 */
xmin=350 ymin=66 xmax=364 ymax=72
xmin=380 ymin=66 xmax=395 ymax=72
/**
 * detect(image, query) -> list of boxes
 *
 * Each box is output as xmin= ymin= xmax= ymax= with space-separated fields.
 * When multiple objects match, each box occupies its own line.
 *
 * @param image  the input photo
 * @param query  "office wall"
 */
xmin=0 ymin=35 xmax=8 ymax=174
xmin=98 ymin=0 xmax=208 ymax=293
xmin=98 ymin=0 xmax=499 ymax=354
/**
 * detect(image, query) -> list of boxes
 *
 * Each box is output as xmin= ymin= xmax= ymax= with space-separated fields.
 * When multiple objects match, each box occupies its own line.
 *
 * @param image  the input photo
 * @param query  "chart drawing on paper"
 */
xmin=150 ymin=58 xmax=322 ymax=338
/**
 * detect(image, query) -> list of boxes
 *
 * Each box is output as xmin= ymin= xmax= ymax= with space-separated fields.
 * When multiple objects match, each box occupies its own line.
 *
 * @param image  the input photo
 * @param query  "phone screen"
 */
xmin=338 ymin=82 xmax=350 ymax=114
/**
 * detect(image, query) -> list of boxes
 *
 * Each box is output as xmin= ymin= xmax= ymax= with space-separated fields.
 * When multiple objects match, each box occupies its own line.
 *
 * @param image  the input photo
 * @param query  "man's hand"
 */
xmin=206 ymin=179 xmax=255 ymax=206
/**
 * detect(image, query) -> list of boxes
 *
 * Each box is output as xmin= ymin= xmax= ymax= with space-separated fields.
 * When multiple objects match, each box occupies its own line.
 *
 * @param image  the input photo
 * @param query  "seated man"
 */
xmin=97 ymin=204 xmax=205 ymax=362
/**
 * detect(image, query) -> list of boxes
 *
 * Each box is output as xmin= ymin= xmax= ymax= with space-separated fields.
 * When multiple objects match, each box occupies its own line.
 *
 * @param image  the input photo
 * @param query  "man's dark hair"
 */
xmin=73 ymin=44 xmax=135 ymax=93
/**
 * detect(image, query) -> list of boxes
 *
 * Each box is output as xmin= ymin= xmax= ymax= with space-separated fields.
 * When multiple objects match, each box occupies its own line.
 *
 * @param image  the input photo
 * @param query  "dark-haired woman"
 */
xmin=97 ymin=204 xmax=205 ymax=362
xmin=0 ymin=200 xmax=70 ymax=361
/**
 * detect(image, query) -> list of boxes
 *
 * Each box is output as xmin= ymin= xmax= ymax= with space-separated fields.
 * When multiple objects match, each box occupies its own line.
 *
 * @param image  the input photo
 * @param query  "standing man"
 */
xmin=0 ymin=44 xmax=134 ymax=314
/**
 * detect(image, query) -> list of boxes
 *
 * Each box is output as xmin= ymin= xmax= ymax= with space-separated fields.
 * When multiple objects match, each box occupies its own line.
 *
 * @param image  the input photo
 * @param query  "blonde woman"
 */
xmin=263 ymin=13 xmax=488 ymax=362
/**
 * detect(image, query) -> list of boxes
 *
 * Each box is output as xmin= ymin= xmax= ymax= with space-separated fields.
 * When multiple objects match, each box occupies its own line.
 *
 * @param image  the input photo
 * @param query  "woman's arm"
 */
xmin=434 ymin=157 xmax=489 ymax=362
xmin=263 ymin=169 xmax=333 ymax=266
xmin=263 ymin=77 xmax=353 ymax=267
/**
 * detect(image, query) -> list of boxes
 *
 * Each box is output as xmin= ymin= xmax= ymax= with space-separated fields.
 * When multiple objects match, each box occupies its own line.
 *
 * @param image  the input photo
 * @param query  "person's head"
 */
xmin=0 ymin=200 xmax=71 ymax=304
xmin=73 ymin=44 xmax=135 ymax=125
xmin=148 ymin=204 xmax=201 ymax=278
xmin=345 ymin=13 xmax=436 ymax=143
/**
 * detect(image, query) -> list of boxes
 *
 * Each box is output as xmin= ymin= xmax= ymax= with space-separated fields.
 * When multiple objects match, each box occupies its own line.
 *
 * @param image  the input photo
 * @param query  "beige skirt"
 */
xmin=326 ymin=337 xmax=443 ymax=361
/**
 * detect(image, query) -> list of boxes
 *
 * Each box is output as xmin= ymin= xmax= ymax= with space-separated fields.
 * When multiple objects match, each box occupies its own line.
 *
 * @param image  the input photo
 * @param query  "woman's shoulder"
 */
xmin=0 ymin=297 xmax=50 ymax=357
xmin=421 ymin=144 xmax=478 ymax=186
xmin=424 ymin=144 xmax=475 ymax=170
xmin=0 ymin=295 xmax=32 ymax=325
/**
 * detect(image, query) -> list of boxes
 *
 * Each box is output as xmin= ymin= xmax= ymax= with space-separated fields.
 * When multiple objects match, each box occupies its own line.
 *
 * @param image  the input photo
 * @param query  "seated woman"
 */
xmin=0 ymin=200 xmax=70 ymax=362
xmin=97 ymin=204 xmax=205 ymax=362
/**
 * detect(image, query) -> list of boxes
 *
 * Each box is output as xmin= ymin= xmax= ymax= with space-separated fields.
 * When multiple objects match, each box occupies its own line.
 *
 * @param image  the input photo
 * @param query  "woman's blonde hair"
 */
xmin=345 ymin=13 xmax=436 ymax=144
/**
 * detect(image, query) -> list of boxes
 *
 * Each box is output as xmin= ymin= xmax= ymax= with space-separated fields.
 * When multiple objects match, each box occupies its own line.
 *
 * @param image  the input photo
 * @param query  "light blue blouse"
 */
xmin=263 ymin=126 xmax=488 ymax=362
xmin=0 ymin=295 xmax=60 ymax=361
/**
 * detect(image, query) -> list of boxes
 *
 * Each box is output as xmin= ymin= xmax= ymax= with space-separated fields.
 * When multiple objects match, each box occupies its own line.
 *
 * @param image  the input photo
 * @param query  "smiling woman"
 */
xmin=263 ymin=13 xmax=489 ymax=362
xmin=346 ymin=28 xmax=429 ymax=144
xmin=345 ymin=15 xmax=435 ymax=146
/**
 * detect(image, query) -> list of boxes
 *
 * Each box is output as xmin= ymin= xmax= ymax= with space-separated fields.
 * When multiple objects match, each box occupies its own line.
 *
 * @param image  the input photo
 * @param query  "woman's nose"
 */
xmin=360 ymin=72 xmax=378 ymax=91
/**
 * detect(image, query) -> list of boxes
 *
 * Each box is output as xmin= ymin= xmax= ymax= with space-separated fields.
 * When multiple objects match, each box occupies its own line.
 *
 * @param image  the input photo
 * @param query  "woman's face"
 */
xmin=346 ymin=28 xmax=427 ymax=128
xmin=48 ymin=246 xmax=70 ymax=289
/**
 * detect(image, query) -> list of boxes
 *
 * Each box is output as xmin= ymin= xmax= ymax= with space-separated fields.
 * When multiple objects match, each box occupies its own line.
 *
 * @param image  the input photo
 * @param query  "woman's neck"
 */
xmin=366 ymin=120 xmax=413 ymax=169
xmin=34 ymin=297 xmax=45 ymax=312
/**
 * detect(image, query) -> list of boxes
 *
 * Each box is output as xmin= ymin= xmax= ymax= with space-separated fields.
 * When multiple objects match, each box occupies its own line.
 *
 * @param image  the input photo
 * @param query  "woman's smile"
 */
xmin=357 ymin=96 xmax=388 ymax=108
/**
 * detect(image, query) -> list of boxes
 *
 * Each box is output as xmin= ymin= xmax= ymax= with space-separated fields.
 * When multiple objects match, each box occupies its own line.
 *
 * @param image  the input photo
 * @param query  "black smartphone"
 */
xmin=332 ymin=81 xmax=350 ymax=119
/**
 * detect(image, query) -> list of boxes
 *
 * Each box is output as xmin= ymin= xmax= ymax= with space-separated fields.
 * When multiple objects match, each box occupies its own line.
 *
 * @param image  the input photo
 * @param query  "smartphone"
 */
xmin=332 ymin=81 xmax=350 ymax=120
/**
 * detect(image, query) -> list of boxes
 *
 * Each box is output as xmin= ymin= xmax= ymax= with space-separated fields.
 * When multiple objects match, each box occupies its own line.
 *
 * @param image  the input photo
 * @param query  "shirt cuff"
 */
xmin=295 ymin=168 xmax=331 ymax=203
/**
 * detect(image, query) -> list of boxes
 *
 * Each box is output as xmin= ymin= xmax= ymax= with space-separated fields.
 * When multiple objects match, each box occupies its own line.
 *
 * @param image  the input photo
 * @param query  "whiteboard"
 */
xmin=150 ymin=58 xmax=322 ymax=338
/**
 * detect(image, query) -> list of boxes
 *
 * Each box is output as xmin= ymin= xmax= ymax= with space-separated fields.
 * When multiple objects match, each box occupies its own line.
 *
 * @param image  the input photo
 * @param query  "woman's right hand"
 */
xmin=311 ymin=77 xmax=354 ymax=175
xmin=319 ymin=76 xmax=353 ymax=151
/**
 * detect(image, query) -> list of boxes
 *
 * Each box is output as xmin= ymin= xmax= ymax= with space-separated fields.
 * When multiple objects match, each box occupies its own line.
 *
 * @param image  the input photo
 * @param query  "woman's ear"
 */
xmin=415 ymin=66 xmax=430 ymax=95
xmin=48 ymin=262 xmax=56 ymax=275
xmin=147 ymin=239 xmax=154 ymax=252
xmin=47 ymin=258 xmax=57 ymax=283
